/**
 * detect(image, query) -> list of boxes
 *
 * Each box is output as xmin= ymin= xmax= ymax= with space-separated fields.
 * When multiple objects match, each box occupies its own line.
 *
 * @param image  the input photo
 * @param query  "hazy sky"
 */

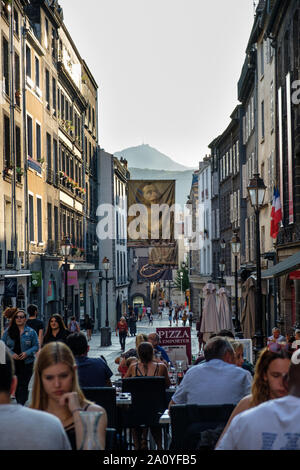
xmin=62 ymin=0 xmax=255 ymax=168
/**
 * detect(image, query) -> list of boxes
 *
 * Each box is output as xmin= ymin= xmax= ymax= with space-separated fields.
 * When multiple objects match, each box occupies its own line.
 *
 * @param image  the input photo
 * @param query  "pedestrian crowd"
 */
xmin=2 ymin=301 xmax=300 ymax=451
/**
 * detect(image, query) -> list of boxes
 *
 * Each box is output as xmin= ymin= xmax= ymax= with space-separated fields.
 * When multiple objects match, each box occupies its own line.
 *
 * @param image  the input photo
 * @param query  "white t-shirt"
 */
xmin=0 ymin=405 xmax=71 ymax=450
xmin=216 ymin=395 xmax=300 ymax=450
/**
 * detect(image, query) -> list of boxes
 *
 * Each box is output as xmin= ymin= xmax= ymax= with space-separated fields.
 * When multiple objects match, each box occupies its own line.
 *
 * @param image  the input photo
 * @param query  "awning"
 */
xmin=262 ymin=250 xmax=300 ymax=279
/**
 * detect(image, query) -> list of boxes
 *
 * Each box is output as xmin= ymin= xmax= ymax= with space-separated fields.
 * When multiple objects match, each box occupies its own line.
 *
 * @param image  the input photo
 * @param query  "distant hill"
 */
xmin=128 ymin=167 xmax=195 ymax=207
xmin=114 ymin=144 xmax=195 ymax=172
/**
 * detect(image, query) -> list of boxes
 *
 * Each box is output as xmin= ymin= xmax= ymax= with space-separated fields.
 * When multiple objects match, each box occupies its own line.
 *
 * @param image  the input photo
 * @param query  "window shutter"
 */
xmin=230 ymin=193 xmax=233 ymax=223
xmin=245 ymin=218 xmax=249 ymax=262
xmin=242 ymin=164 xmax=247 ymax=199
xmin=237 ymin=190 xmax=240 ymax=226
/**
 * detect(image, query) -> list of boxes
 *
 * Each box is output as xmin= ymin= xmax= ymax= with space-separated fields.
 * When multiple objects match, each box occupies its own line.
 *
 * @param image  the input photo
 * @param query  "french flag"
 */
xmin=270 ymin=186 xmax=282 ymax=239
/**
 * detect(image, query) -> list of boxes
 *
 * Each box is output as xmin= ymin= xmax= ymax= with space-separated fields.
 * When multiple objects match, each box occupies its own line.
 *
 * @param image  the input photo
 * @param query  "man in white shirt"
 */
xmin=267 ymin=327 xmax=285 ymax=344
xmin=0 ymin=342 xmax=71 ymax=450
xmin=216 ymin=348 xmax=300 ymax=450
xmin=169 ymin=337 xmax=252 ymax=407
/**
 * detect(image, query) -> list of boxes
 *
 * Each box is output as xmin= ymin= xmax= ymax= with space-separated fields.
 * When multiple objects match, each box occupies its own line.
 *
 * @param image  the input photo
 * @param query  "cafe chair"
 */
xmin=105 ymin=428 xmax=117 ymax=450
xmin=121 ymin=377 xmax=168 ymax=449
xmin=169 ymin=403 xmax=235 ymax=450
xmin=81 ymin=386 xmax=117 ymax=428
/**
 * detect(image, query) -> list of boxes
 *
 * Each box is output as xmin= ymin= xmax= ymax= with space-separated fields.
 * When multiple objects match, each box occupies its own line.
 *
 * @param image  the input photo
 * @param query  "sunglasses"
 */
xmin=16 ymin=315 xmax=26 ymax=319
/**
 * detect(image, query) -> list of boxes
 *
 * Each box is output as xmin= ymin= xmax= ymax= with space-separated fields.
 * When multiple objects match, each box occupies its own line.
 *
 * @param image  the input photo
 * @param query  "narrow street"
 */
xmin=87 ymin=309 xmax=199 ymax=377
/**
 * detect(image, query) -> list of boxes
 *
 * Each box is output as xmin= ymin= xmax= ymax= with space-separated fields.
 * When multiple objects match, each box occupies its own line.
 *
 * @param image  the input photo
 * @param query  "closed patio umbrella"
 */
xmin=217 ymin=287 xmax=234 ymax=333
xmin=200 ymin=282 xmax=220 ymax=343
xmin=240 ymin=276 xmax=256 ymax=340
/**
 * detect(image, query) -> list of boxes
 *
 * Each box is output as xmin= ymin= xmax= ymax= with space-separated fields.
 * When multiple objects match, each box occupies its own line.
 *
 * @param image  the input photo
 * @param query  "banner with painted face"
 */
xmin=127 ymin=180 xmax=175 ymax=245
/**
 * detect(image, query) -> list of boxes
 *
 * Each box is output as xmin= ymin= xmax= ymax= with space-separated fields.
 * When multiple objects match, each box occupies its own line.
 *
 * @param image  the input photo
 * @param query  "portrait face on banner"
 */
xmin=127 ymin=180 xmax=175 ymax=246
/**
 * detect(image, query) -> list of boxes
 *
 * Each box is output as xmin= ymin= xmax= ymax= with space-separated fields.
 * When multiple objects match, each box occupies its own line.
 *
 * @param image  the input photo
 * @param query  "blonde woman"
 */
xmin=216 ymin=346 xmax=291 ymax=448
xmin=30 ymin=342 xmax=107 ymax=450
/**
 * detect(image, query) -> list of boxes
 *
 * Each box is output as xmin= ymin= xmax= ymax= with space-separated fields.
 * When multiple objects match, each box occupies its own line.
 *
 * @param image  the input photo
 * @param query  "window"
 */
xmin=51 ymin=28 xmax=56 ymax=60
xmin=37 ymin=198 xmax=42 ymax=243
xmin=4 ymin=115 xmax=10 ymax=167
xmin=35 ymin=57 xmax=40 ymax=88
xmin=61 ymin=92 xmax=64 ymax=119
xmin=15 ymin=126 xmax=21 ymax=176
xmin=27 ymin=115 xmax=33 ymax=158
xmin=36 ymin=123 xmax=41 ymax=161
xmin=15 ymin=53 xmax=20 ymax=106
xmin=62 ymin=150 xmax=65 ymax=172
xmin=44 ymin=18 xmax=49 ymax=49
xmin=261 ymin=100 xmax=265 ymax=140
xmin=53 ymin=139 xmax=58 ymax=176
xmin=3 ymin=37 xmax=9 ymax=95
xmin=26 ymin=45 xmax=31 ymax=78
xmin=46 ymin=133 xmax=51 ymax=169
xmin=270 ymin=81 xmax=274 ymax=131
xmin=29 ymin=195 xmax=34 ymax=242
xmin=260 ymin=41 xmax=264 ymax=77
xmin=52 ymin=78 xmax=56 ymax=115
xmin=47 ymin=203 xmax=52 ymax=240
xmin=45 ymin=69 xmax=50 ymax=109
xmin=57 ymin=88 xmax=60 ymax=114
xmin=14 ymin=8 xmax=19 ymax=36
xmin=54 ymin=206 xmax=59 ymax=243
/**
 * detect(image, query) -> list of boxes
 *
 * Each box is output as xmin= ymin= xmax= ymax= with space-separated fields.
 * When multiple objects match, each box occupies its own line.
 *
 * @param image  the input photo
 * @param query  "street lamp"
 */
xmin=180 ymin=271 xmax=183 ymax=306
xmin=101 ymin=256 xmax=112 ymax=347
xmin=220 ymin=239 xmax=226 ymax=250
xmin=231 ymin=231 xmax=241 ymax=333
xmin=219 ymin=259 xmax=225 ymax=286
xmin=247 ymin=173 xmax=266 ymax=357
xmin=61 ymin=236 xmax=71 ymax=326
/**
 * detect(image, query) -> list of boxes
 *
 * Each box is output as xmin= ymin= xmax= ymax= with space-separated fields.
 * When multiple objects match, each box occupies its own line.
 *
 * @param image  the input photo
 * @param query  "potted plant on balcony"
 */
xmin=79 ymin=247 xmax=84 ymax=257
xmin=16 ymin=167 xmax=24 ymax=176
xmin=3 ymin=165 xmax=13 ymax=177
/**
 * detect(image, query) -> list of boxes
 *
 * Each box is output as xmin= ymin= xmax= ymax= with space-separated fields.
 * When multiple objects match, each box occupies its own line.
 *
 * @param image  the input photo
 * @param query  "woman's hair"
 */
xmin=43 ymin=314 xmax=67 ymax=343
xmin=30 ymin=342 xmax=87 ymax=411
xmin=230 ymin=340 xmax=244 ymax=353
xmin=6 ymin=308 xmax=23 ymax=341
xmin=250 ymin=347 xmax=291 ymax=407
xmin=135 ymin=333 xmax=148 ymax=349
xmin=137 ymin=342 xmax=154 ymax=364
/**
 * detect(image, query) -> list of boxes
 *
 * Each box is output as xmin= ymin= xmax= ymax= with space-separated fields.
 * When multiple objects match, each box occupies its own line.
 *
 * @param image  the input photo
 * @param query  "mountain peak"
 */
xmin=114 ymin=144 xmax=194 ymax=172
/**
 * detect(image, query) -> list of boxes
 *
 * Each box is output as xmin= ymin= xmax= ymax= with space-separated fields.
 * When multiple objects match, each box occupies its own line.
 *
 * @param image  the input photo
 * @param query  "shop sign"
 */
xmin=156 ymin=327 xmax=192 ymax=370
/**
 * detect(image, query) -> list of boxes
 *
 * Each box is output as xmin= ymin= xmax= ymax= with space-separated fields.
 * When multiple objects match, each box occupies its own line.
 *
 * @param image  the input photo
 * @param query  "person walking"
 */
xmin=128 ymin=311 xmax=137 ymax=337
xmin=188 ymin=311 xmax=193 ymax=329
xmin=83 ymin=314 xmax=93 ymax=341
xmin=149 ymin=312 xmax=154 ymax=326
xmin=168 ymin=308 xmax=173 ymax=327
xmin=68 ymin=316 xmax=80 ymax=334
xmin=182 ymin=310 xmax=187 ymax=327
xmin=26 ymin=304 xmax=44 ymax=350
xmin=43 ymin=314 xmax=70 ymax=346
xmin=116 ymin=316 xmax=129 ymax=352
xmin=146 ymin=305 xmax=151 ymax=322
xmin=2 ymin=308 xmax=39 ymax=405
